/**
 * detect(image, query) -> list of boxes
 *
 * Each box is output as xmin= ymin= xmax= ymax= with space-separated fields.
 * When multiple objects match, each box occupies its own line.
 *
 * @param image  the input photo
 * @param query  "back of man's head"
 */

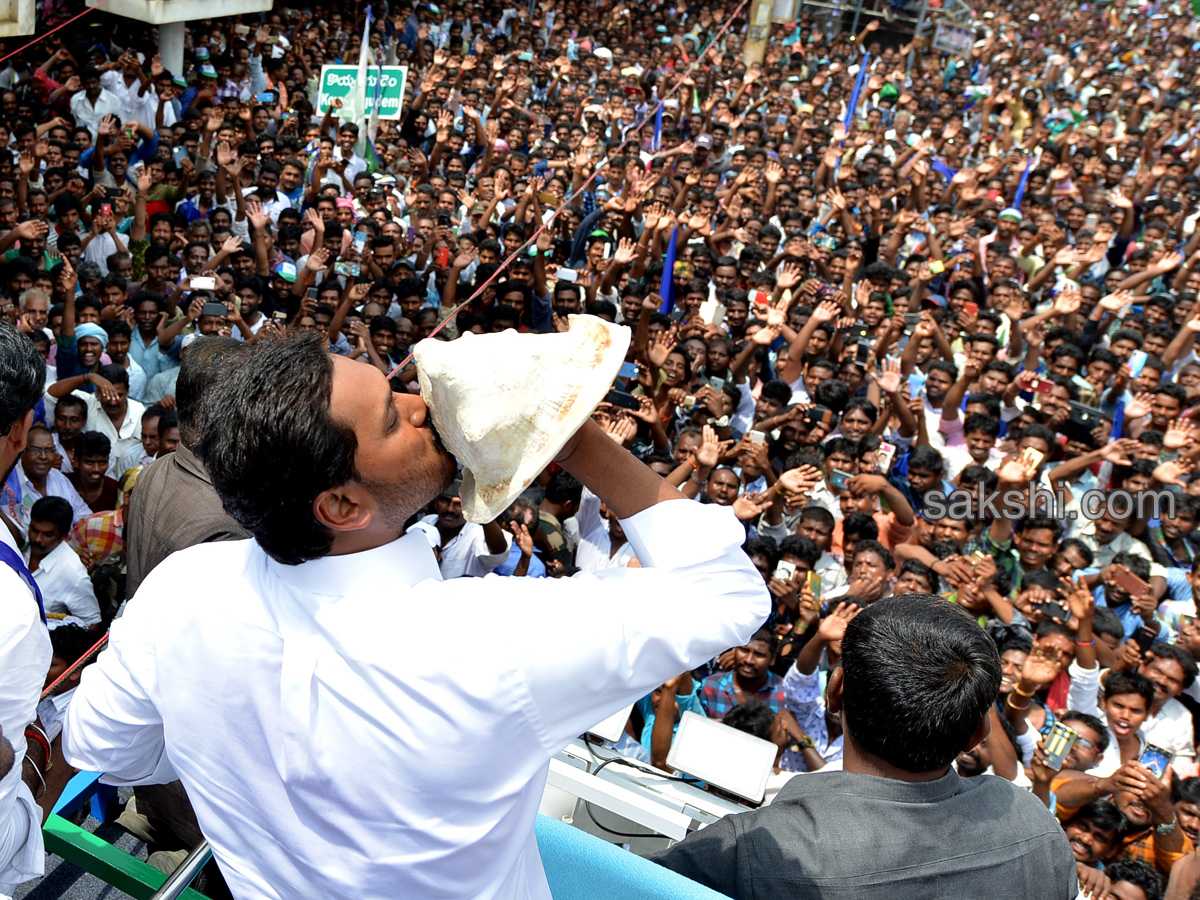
xmin=176 ymin=336 xmax=253 ymax=448
xmin=0 ymin=322 xmax=44 ymax=478
xmin=840 ymin=592 xmax=1001 ymax=773
xmin=197 ymin=332 xmax=355 ymax=566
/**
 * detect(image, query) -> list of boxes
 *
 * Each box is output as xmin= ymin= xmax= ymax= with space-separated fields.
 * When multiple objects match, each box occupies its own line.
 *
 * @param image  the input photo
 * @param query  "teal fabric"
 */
xmin=535 ymin=814 xmax=726 ymax=900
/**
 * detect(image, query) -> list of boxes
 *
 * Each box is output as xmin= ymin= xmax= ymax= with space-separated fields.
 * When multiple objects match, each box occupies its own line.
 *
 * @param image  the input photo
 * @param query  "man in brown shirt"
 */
xmin=124 ymin=336 xmax=251 ymax=598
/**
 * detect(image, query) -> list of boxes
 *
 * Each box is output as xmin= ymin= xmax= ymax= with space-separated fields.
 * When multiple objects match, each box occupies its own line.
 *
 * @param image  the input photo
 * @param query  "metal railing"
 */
xmin=148 ymin=840 xmax=214 ymax=900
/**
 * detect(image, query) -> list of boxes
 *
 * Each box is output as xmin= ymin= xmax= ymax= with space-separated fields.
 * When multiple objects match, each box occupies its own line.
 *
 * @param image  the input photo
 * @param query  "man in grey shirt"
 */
xmin=653 ymin=593 xmax=1077 ymax=900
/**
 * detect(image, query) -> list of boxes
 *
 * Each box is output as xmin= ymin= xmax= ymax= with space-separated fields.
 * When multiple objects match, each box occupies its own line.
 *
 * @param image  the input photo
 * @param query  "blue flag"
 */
xmin=1012 ymin=153 xmax=1036 ymax=208
xmin=652 ymin=103 xmax=663 ymax=152
xmin=659 ymin=226 xmax=679 ymax=314
xmin=842 ymin=52 xmax=871 ymax=131
xmin=930 ymin=158 xmax=958 ymax=182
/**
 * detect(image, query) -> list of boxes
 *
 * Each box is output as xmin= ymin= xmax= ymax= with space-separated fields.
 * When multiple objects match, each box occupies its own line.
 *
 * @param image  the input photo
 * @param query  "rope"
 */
xmin=41 ymin=631 xmax=108 ymax=699
xmin=0 ymin=0 xmax=113 ymax=68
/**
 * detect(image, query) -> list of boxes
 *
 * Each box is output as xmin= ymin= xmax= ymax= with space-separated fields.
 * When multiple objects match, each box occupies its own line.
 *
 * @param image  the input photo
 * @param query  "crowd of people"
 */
xmin=0 ymin=0 xmax=1200 ymax=895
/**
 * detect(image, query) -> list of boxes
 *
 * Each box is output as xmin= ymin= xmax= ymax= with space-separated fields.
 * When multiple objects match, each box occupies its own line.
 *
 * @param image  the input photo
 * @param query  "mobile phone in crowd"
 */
xmin=190 ymin=276 xmax=216 ymax=291
xmin=1139 ymin=743 xmax=1171 ymax=779
xmin=875 ymin=441 xmax=897 ymax=474
xmin=806 ymin=570 xmax=822 ymax=610
xmin=1128 ymin=350 xmax=1149 ymax=378
xmin=1042 ymin=722 xmax=1079 ymax=771
xmin=775 ymin=560 xmax=797 ymax=582
xmin=748 ymin=430 xmax=766 ymax=445
xmin=1132 ymin=623 xmax=1158 ymax=654
xmin=1111 ymin=565 xmax=1150 ymax=599
xmin=1027 ymin=377 xmax=1057 ymax=396
xmin=829 ymin=469 xmax=854 ymax=491
xmin=855 ymin=340 xmax=870 ymax=367
xmin=604 ymin=389 xmax=640 ymax=410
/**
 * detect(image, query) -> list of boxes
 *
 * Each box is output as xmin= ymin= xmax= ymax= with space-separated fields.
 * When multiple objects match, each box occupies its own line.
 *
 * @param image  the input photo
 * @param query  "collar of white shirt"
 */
xmin=264 ymin=531 xmax=443 ymax=599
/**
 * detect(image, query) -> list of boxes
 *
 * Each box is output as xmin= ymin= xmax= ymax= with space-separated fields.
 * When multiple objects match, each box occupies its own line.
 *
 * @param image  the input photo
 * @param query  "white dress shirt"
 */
xmin=574 ymin=487 xmax=638 ymax=572
xmin=0 ymin=528 xmax=52 ymax=893
xmin=13 ymin=461 xmax=92 ymax=532
xmin=407 ymin=515 xmax=511 ymax=579
xmin=65 ymin=499 xmax=768 ymax=900
xmin=29 ymin=540 xmax=100 ymax=627
xmin=74 ymin=391 xmax=145 ymax=478
xmin=69 ymin=89 xmax=125 ymax=139
xmin=1067 ymin=659 xmax=1151 ymax=777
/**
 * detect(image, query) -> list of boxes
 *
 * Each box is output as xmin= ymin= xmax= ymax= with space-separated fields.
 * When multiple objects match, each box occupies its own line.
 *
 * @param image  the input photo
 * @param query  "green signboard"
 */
xmin=317 ymin=65 xmax=408 ymax=120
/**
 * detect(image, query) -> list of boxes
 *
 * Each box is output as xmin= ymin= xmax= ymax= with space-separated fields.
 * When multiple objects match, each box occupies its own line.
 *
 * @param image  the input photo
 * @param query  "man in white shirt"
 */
xmin=26 ymin=497 xmax=101 ymax=628
xmin=65 ymin=331 xmax=769 ymax=900
xmin=71 ymin=366 xmax=146 ymax=477
xmin=0 ymin=323 xmax=62 ymax=893
xmin=11 ymin=427 xmax=92 ymax=533
xmin=69 ymin=67 xmax=125 ymax=140
xmin=574 ymin=485 xmax=639 ymax=571
xmin=407 ymin=478 xmax=511 ymax=578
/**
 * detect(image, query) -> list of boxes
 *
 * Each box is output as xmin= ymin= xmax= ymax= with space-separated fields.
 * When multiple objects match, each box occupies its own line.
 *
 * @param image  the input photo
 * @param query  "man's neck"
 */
xmin=28 ymin=547 xmax=49 ymax=572
xmin=27 ymin=473 xmax=46 ymax=494
xmin=79 ymin=478 xmax=103 ymax=503
xmin=106 ymin=404 xmax=127 ymax=427
xmin=734 ymin=671 xmax=767 ymax=694
xmin=841 ymin=731 xmax=950 ymax=783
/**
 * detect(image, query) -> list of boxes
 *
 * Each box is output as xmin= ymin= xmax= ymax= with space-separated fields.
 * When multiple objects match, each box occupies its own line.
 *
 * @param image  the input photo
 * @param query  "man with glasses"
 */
xmin=9 ymin=425 xmax=90 ymax=533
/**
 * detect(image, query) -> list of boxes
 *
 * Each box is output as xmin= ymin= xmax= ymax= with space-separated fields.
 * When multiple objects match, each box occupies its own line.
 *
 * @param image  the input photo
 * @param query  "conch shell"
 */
xmin=414 ymin=315 xmax=631 ymax=523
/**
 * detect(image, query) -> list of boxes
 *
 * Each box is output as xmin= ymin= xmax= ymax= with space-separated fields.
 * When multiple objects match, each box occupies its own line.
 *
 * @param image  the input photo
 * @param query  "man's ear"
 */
xmin=2 ymin=409 xmax=35 ymax=461
xmin=826 ymin=666 xmax=845 ymax=715
xmin=313 ymin=483 xmax=373 ymax=533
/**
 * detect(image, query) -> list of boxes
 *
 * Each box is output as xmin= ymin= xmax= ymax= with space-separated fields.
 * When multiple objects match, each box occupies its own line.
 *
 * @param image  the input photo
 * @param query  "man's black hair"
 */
xmin=779 ymin=534 xmax=821 ymax=567
xmin=176 ymin=337 xmax=253 ymax=447
xmin=841 ymin=511 xmax=879 ymax=541
xmin=1172 ymin=774 xmax=1200 ymax=806
xmin=813 ymin=378 xmax=849 ymax=414
xmin=1091 ymin=606 xmax=1125 ymax=643
xmin=0 ymin=322 xmax=43 ymax=437
xmin=742 ymin=537 xmax=781 ymax=570
xmin=74 ymin=431 xmax=111 ymax=460
xmin=1149 ymin=642 xmax=1198 ymax=690
xmin=30 ymin=495 xmax=72 ymax=535
xmin=839 ymin=593 xmax=1002 ymax=773
xmin=1102 ymin=860 xmax=1163 ymax=900
xmin=1068 ymin=799 xmax=1126 ymax=839
xmin=197 ymin=333 xmax=383 ymax=565
xmin=799 ymin=506 xmax=835 ymax=528
xmin=1016 ymin=515 xmax=1063 ymax=541
xmin=907 ymin=445 xmax=945 ymax=475
xmin=1102 ymin=670 xmax=1155 ymax=707
xmin=97 ymin=364 xmax=128 ymax=388
xmin=49 ymin=623 xmax=96 ymax=664
xmin=853 ymin=539 xmax=894 ymax=572
xmin=723 ymin=700 xmax=775 ymax=742
xmin=544 ymin=470 xmax=583 ymax=506
xmin=897 ymin=558 xmax=937 ymax=592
